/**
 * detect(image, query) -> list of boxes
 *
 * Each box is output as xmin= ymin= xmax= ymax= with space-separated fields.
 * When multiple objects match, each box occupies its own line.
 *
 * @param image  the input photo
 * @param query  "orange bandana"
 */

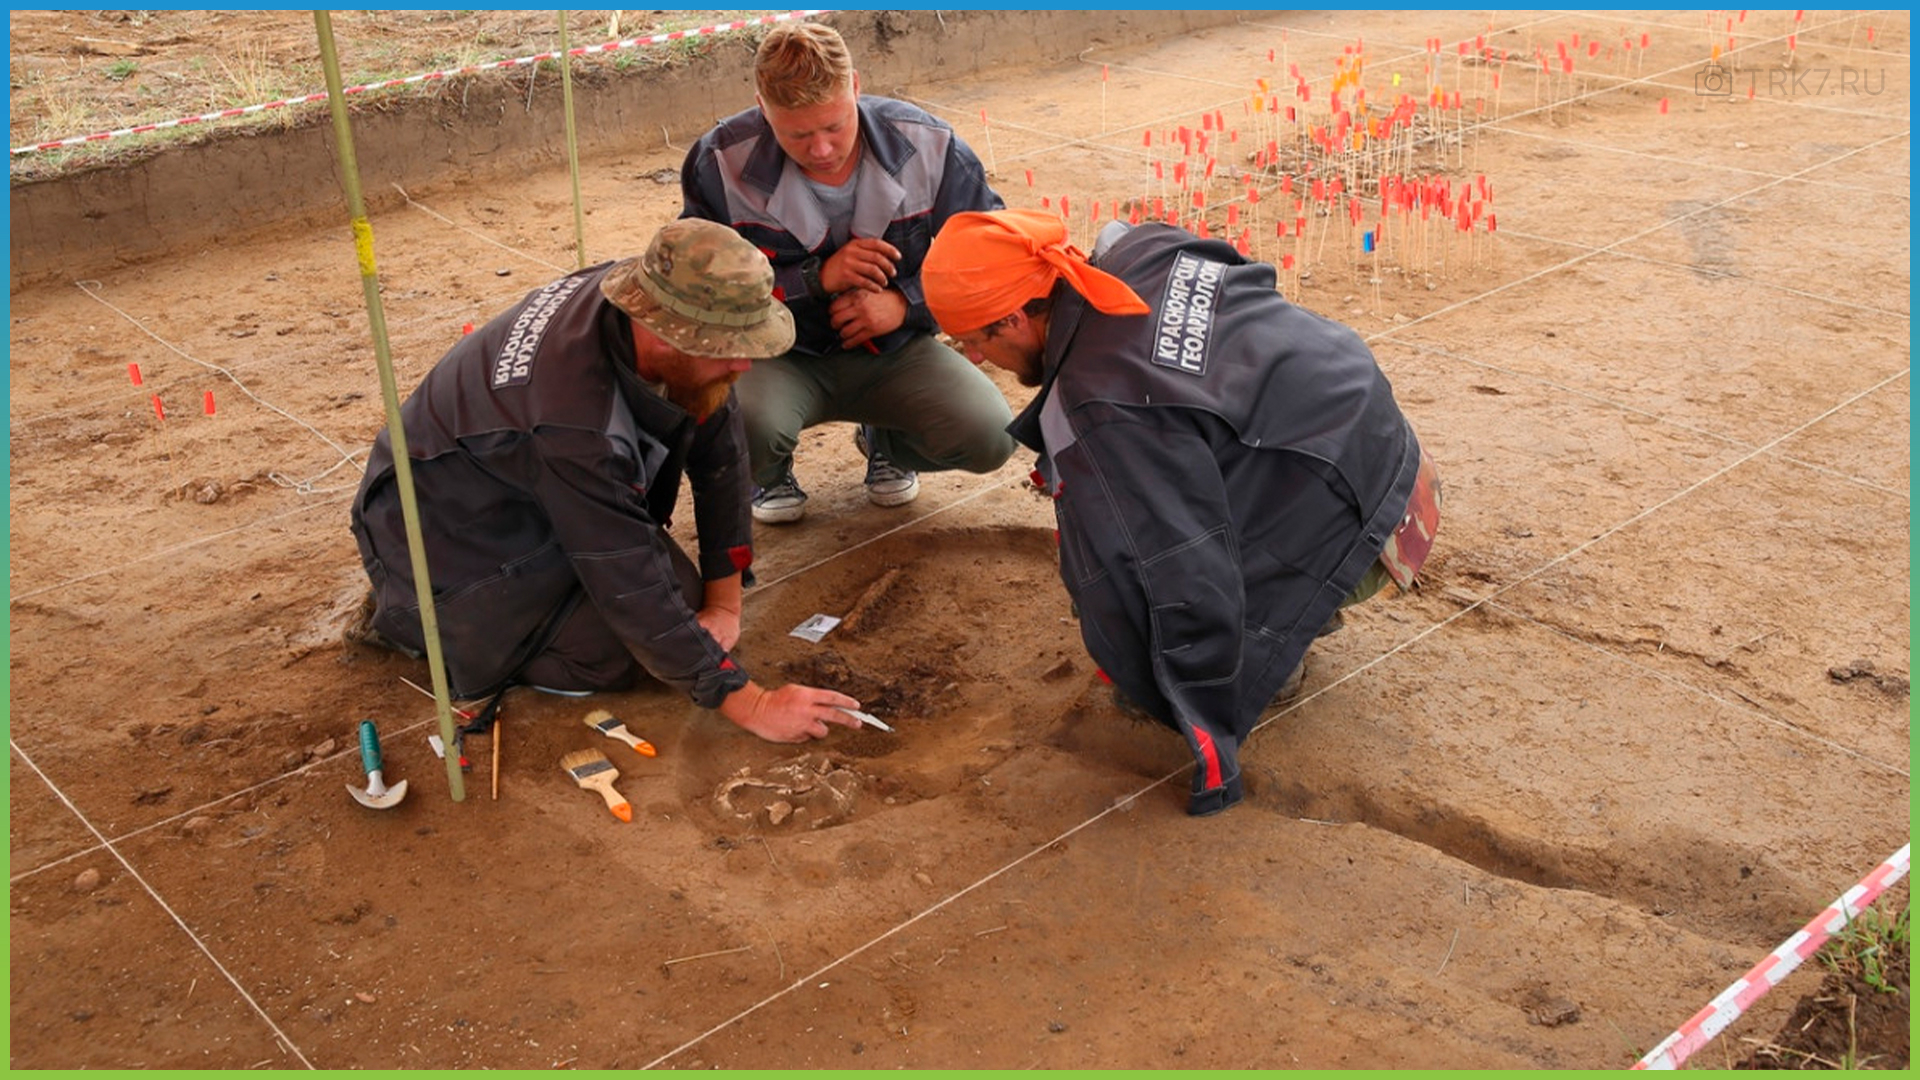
xmin=923 ymin=209 xmax=1150 ymax=334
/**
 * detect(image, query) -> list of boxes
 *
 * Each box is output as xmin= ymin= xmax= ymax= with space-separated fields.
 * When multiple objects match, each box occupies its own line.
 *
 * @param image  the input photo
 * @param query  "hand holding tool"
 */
xmin=837 ymin=707 xmax=893 ymax=732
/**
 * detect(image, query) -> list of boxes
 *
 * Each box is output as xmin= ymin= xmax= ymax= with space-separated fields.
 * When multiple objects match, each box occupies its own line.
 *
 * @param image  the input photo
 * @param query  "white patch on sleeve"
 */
xmin=1152 ymin=251 xmax=1224 ymax=377
xmin=492 ymin=276 xmax=590 ymax=388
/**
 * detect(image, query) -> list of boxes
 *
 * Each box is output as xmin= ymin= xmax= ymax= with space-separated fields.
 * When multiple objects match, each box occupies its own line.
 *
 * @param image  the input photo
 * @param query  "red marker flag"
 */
xmin=1226 ymin=204 xmax=1239 ymax=225
xmin=462 ymin=321 xmax=474 ymax=335
xmin=1640 ymin=32 xmax=1650 ymax=48
xmin=1659 ymin=97 xmax=1670 ymax=114
xmin=128 ymin=362 xmax=143 ymax=386
xmin=1024 ymin=168 xmax=1034 ymax=187
xmin=1281 ymin=253 xmax=1295 ymax=270
xmin=203 ymin=390 xmax=216 ymax=416
xmin=151 ymin=395 xmax=165 ymax=421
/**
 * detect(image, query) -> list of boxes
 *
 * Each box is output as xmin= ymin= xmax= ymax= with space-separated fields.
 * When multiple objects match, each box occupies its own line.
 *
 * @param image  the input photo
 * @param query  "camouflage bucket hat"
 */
xmin=601 ymin=219 xmax=795 ymax=358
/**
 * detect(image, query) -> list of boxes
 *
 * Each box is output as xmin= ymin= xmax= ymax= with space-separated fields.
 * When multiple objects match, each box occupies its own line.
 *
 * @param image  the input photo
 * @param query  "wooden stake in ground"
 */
xmin=491 ymin=712 xmax=502 ymax=801
xmin=839 ymin=567 xmax=902 ymax=636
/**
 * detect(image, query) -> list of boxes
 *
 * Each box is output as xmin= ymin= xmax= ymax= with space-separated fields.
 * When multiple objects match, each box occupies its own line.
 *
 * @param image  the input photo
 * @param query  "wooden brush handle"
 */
xmin=611 ymin=729 xmax=657 ymax=756
xmin=591 ymin=780 xmax=632 ymax=821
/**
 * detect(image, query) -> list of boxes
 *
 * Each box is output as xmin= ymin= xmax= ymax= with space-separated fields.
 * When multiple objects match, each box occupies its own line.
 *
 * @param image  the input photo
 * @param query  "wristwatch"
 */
xmin=799 ymin=256 xmax=828 ymax=301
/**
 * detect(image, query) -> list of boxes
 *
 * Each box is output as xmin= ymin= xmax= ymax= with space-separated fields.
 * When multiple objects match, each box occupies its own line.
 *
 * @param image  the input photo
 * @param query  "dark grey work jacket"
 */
xmin=1010 ymin=224 xmax=1425 ymax=815
xmin=350 ymin=262 xmax=755 ymax=705
xmin=680 ymin=95 xmax=1002 ymax=356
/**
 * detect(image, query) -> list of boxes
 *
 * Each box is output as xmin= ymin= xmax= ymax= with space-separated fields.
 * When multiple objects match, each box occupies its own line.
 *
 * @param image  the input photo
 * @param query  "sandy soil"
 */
xmin=8 ymin=9 xmax=1910 ymax=1070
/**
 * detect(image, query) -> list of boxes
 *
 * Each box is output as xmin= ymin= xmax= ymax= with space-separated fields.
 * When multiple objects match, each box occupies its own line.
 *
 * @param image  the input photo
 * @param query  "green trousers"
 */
xmin=734 ymin=332 xmax=1017 ymax=488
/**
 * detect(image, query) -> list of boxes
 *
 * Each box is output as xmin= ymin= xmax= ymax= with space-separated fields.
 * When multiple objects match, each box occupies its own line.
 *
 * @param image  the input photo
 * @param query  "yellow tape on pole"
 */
xmin=351 ymin=217 xmax=377 ymax=277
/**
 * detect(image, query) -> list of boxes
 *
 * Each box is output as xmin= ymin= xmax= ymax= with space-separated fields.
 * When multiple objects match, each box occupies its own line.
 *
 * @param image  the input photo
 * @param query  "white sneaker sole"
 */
xmin=752 ymin=501 xmax=807 ymax=524
xmin=866 ymin=478 xmax=920 ymax=507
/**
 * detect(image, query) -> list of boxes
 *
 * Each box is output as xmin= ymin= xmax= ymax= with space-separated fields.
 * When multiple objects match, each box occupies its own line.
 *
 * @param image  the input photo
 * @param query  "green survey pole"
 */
xmin=314 ymin=10 xmax=465 ymax=802
xmin=559 ymin=10 xmax=588 ymax=269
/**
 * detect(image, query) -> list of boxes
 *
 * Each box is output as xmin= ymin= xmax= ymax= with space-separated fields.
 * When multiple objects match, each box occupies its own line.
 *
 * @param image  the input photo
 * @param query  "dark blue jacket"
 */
xmin=1013 ymin=224 xmax=1426 ymax=815
xmin=680 ymin=95 xmax=1002 ymax=356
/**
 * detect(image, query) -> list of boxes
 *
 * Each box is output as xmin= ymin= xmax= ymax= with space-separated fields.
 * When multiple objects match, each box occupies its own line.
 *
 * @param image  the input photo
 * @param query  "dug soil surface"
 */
xmin=9 ymin=9 xmax=1910 ymax=1071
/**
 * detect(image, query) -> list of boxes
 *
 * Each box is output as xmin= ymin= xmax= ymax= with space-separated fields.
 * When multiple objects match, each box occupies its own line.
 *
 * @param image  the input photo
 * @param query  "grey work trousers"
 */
xmin=734 ymin=332 xmax=1017 ymax=488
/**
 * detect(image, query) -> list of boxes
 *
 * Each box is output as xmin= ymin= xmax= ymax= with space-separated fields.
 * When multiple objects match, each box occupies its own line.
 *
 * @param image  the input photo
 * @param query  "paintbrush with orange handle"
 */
xmin=583 ymin=709 xmax=657 ymax=757
xmin=560 ymin=748 xmax=631 ymax=822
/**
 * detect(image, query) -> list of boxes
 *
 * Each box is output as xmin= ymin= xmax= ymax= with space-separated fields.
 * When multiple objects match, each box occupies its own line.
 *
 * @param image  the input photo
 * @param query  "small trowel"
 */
xmin=346 ymin=719 xmax=408 ymax=810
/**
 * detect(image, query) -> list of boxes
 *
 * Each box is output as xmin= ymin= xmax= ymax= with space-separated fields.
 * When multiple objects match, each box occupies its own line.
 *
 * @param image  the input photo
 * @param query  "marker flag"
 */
xmin=128 ymin=362 xmax=143 ymax=386
xmin=203 ymin=391 xmax=216 ymax=415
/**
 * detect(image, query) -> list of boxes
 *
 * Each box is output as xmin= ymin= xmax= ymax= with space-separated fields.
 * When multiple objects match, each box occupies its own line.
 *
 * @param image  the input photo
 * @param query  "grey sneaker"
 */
xmin=752 ymin=467 xmax=808 ymax=524
xmin=854 ymin=425 xmax=919 ymax=507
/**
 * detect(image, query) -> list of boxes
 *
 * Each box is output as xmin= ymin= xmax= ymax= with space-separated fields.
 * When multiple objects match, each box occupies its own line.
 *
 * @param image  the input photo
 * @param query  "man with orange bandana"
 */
xmin=923 ymin=211 xmax=1441 ymax=815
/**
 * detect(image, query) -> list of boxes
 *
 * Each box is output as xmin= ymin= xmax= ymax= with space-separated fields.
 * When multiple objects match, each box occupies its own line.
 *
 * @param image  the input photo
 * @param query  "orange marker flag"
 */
xmin=128 ymin=362 xmax=143 ymax=386
xmin=1227 ymin=204 xmax=1239 ymax=226
xmin=1658 ymin=97 xmax=1670 ymax=114
xmin=1024 ymin=168 xmax=1034 ymax=187
xmin=203 ymin=391 xmax=216 ymax=416
xmin=151 ymin=395 xmax=165 ymax=421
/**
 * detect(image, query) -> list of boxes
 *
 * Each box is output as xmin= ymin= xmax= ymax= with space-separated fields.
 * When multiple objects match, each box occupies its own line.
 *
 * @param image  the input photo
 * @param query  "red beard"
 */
xmin=665 ymin=372 xmax=739 ymax=422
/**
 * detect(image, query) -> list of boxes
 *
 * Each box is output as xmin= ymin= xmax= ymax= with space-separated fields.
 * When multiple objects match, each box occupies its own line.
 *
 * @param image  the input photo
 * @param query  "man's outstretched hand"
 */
xmin=719 ymin=682 xmax=863 ymax=742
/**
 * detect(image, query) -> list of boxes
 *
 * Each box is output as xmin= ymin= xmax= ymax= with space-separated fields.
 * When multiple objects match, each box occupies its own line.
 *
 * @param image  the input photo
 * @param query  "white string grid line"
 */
xmin=1377 ymin=338 xmax=1911 ymax=503
xmin=1487 ymin=226 xmax=1912 ymax=321
xmin=10 ymin=12 xmax=1908 ymax=1069
xmin=73 ymin=280 xmax=367 ymax=494
xmin=9 ymin=739 xmax=320 ymax=1069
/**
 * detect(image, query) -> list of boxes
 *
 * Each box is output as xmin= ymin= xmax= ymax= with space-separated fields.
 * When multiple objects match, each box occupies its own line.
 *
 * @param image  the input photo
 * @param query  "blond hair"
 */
xmin=754 ymin=22 xmax=854 ymax=109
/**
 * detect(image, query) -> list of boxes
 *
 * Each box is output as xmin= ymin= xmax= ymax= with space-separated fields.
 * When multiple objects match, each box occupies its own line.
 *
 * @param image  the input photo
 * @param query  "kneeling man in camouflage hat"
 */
xmin=350 ymin=219 xmax=864 ymax=742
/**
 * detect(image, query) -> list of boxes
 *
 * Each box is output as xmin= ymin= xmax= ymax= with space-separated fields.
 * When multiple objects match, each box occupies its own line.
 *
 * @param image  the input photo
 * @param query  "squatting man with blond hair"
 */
xmin=349 ymin=219 xmax=865 ymax=743
xmin=922 ymin=210 xmax=1442 ymax=816
xmin=679 ymin=19 xmax=1015 ymax=524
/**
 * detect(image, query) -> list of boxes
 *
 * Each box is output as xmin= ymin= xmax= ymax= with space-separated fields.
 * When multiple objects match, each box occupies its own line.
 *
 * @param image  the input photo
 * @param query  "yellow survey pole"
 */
xmin=560 ymin=10 xmax=588 ymax=269
xmin=313 ymin=10 xmax=465 ymax=801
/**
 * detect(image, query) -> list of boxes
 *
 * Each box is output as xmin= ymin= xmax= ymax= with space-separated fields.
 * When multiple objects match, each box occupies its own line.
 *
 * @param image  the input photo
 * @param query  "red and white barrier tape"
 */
xmin=1634 ymin=842 xmax=1910 ymax=1070
xmin=11 ymin=10 xmax=832 ymax=156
